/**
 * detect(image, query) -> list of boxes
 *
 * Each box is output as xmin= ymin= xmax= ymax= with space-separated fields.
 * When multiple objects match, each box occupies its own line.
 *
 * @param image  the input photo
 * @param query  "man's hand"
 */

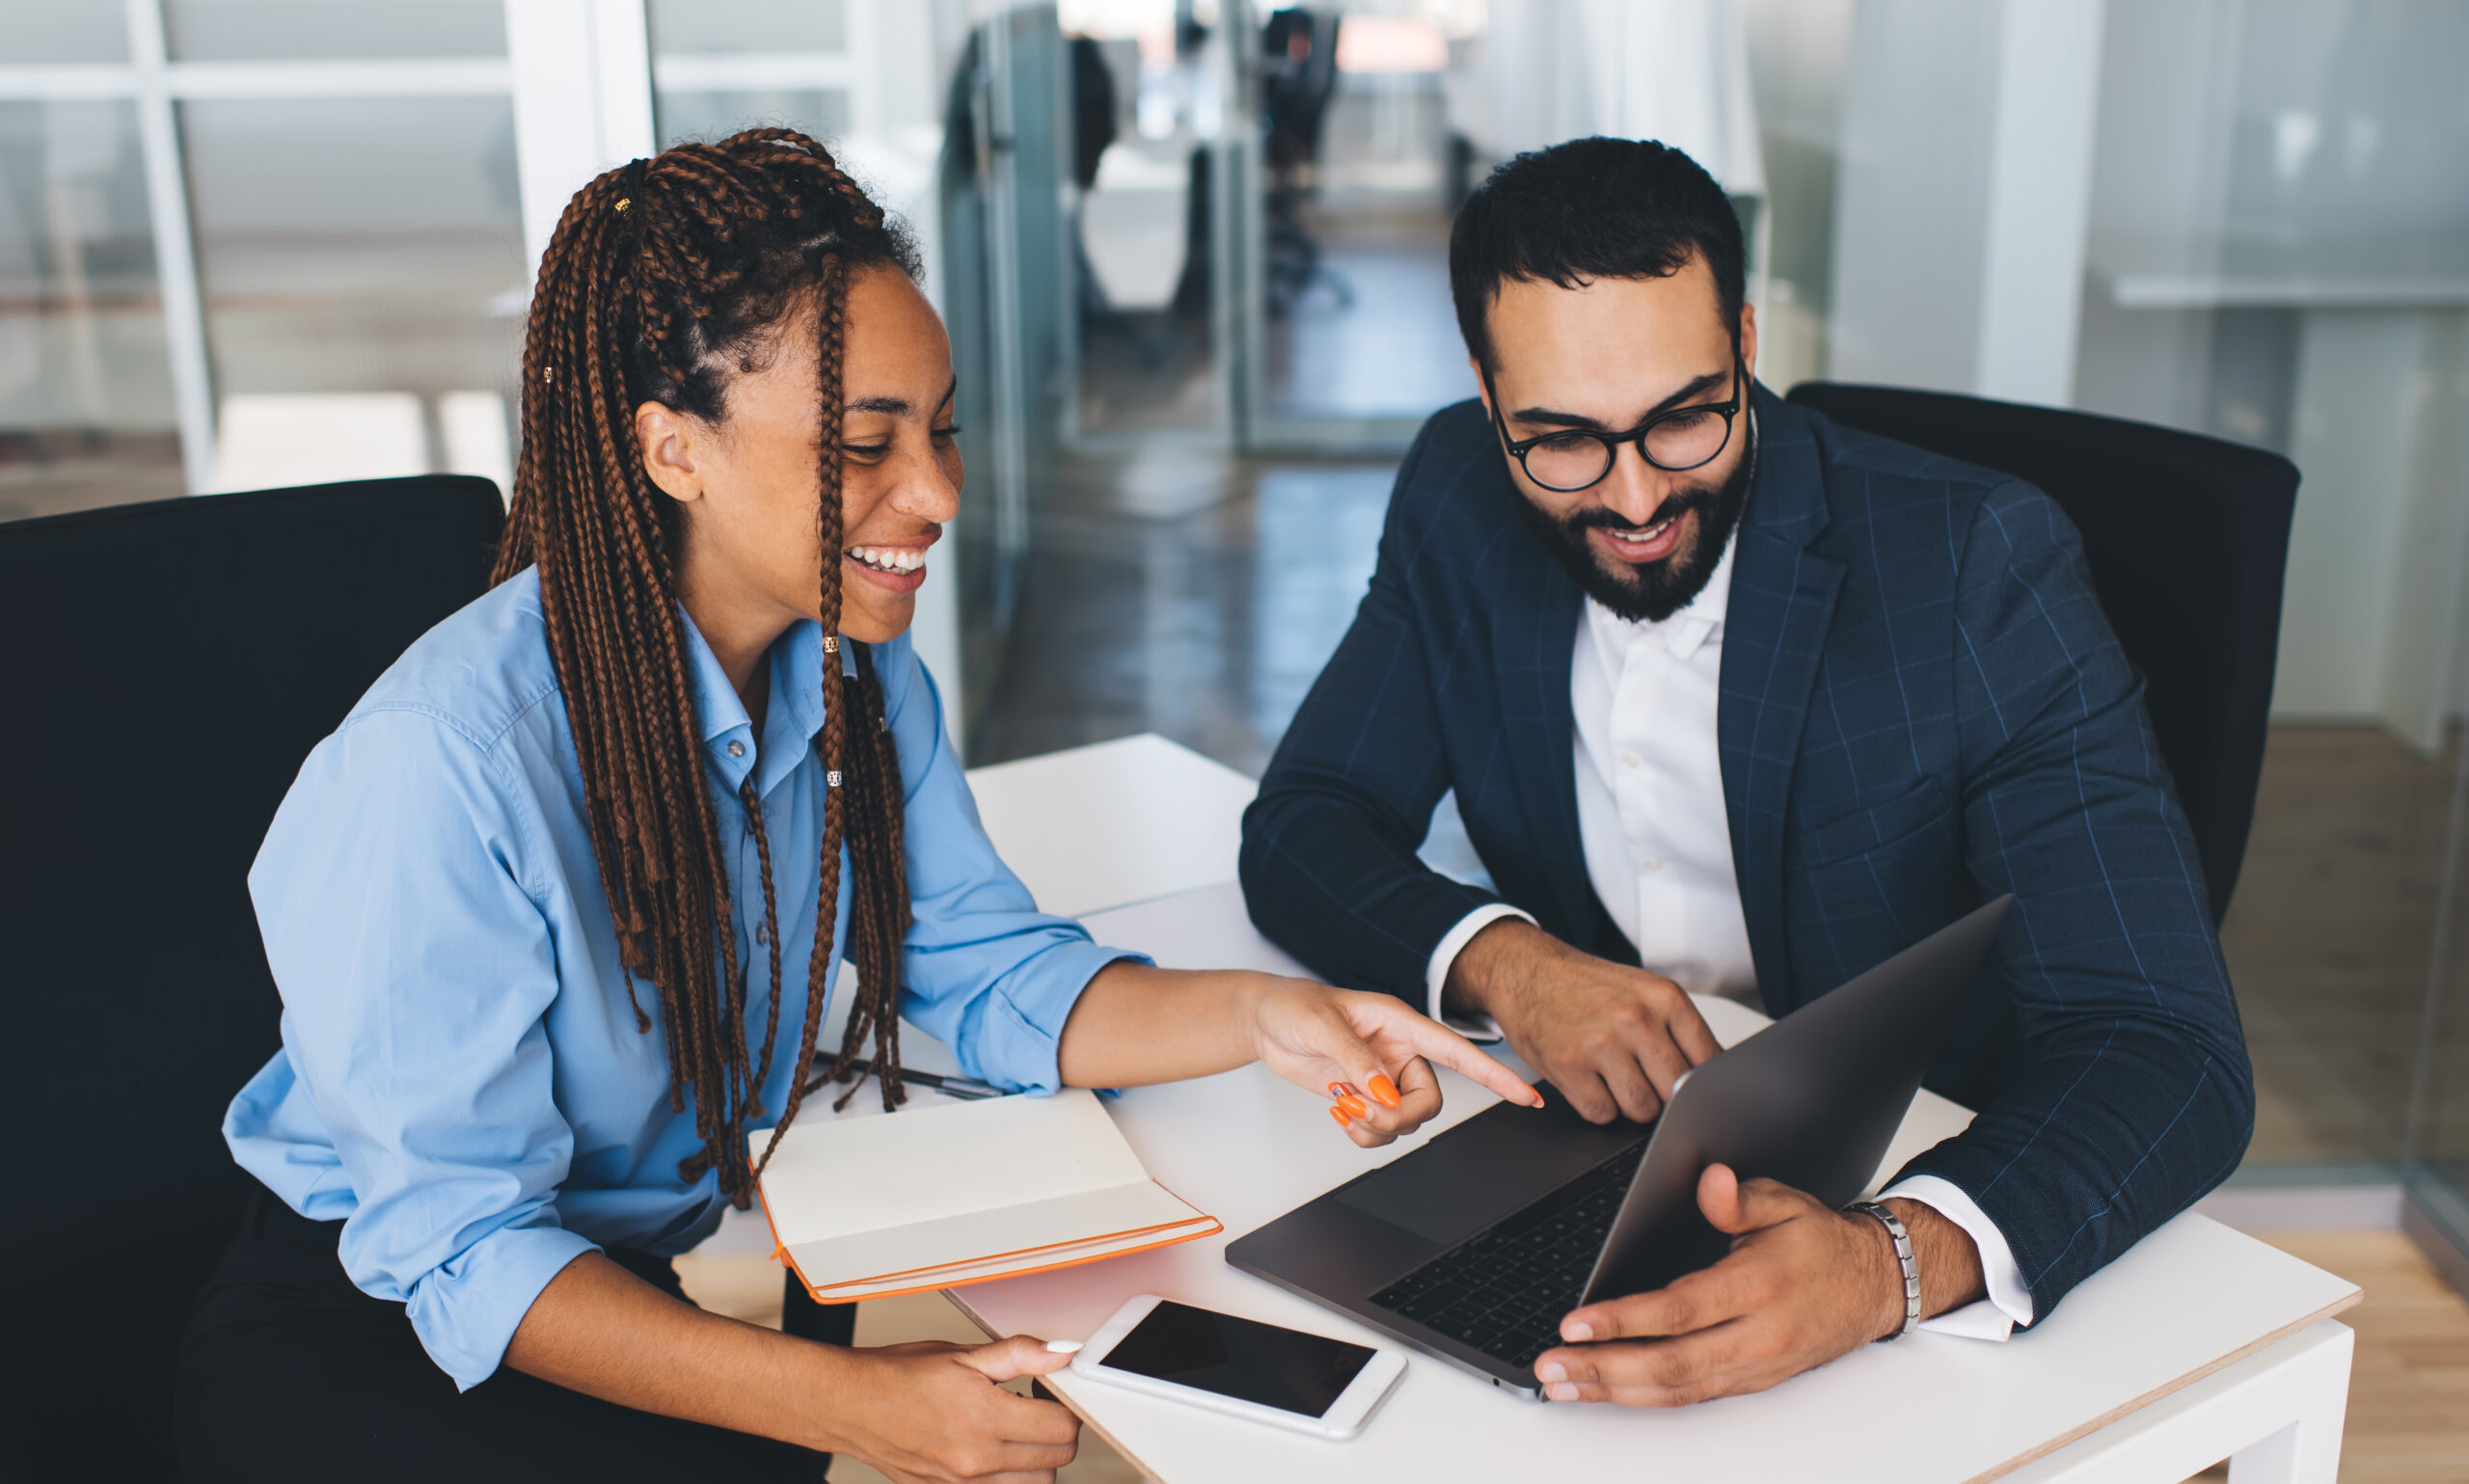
xmin=1532 ymin=1164 xmax=1988 ymax=1406
xmin=1443 ymin=918 xmax=1721 ymax=1122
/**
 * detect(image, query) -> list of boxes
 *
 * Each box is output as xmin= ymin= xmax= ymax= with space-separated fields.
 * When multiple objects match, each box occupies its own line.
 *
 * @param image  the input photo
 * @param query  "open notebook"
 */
xmin=751 ymin=1088 xmax=1221 ymax=1304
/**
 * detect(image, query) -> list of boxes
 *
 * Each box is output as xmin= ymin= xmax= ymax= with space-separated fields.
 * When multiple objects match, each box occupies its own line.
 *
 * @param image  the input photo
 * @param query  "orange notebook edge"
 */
xmin=752 ymin=1180 xmax=1222 ymax=1307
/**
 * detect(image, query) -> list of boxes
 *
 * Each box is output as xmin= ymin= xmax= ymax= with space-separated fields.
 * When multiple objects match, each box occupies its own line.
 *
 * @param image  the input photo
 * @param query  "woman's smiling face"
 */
xmin=638 ymin=263 xmax=963 ymax=651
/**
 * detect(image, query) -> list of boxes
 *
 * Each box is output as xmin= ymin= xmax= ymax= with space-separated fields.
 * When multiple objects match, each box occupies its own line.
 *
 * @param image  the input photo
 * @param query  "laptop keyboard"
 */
xmin=1366 ymin=1151 xmax=1637 ymax=1371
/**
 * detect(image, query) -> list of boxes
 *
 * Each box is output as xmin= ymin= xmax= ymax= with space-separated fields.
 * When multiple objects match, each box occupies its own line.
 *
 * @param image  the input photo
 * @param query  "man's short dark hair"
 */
xmin=1450 ymin=136 xmax=1745 ymax=371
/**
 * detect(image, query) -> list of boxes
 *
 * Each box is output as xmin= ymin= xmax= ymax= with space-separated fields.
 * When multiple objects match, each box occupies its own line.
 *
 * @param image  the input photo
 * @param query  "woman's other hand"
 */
xmin=1246 ymin=979 xmax=1545 ymax=1147
xmin=831 ymin=1335 xmax=1081 ymax=1484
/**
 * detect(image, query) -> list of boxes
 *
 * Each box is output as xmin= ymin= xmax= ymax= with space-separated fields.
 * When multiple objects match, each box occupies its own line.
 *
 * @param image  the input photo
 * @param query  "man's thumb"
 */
xmin=1697 ymin=1162 xmax=1751 ymax=1232
xmin=963 ymin=1335 xmax=1080 ymax=1385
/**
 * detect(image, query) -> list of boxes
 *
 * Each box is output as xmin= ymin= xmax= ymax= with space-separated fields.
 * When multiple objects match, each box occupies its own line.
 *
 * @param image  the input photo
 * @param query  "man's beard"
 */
xmin=1511 ymin=422 xmax=1754 ymax=625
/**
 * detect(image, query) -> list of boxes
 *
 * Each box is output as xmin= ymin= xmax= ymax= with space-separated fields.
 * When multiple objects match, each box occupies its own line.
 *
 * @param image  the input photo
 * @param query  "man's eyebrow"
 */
xmin=1512 ymin=369 xmax=1728 ymax=431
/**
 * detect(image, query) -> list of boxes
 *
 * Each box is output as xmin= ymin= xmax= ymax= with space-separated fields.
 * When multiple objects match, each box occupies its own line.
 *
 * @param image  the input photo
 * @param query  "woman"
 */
xmin=173 ymin=131 xmax=1533 ymax=1482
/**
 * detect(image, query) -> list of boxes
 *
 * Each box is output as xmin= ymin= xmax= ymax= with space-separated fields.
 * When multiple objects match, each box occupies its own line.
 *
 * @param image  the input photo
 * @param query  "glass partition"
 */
xmin=0 ymin=97 xmax=179 ymax=521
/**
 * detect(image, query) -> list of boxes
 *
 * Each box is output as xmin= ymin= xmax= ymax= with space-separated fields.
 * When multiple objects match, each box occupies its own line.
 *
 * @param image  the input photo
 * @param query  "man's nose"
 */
xmin=1596 ymin=441 xmax=1674 ymax=527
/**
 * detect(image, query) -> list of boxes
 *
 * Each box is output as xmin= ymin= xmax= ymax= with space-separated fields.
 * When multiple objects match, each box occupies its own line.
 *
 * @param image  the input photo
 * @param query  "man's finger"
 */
xmin=1594 ymin=1046 xmax=1665 ymax=1124
xmin=1661 ymin=989 xmax=1724 ymax=1066
xmin=1560 ymin=1257 xmax=1760 ymax=1343
xmin=1537 ymin=1321 xmax=1753 ymax=1395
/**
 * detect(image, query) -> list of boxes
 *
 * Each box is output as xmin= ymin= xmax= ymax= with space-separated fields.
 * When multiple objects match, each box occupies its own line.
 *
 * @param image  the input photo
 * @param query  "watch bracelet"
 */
xmin=1847 ymin=1200 xmax=1921 ymax=1340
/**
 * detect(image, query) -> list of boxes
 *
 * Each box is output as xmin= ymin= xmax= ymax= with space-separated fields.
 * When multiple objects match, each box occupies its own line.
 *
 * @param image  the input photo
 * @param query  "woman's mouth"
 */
xmin=1591 ymin=505 xmax=1691 ymax=564
xmin=845 ymin=544 xmax=929 ymax=593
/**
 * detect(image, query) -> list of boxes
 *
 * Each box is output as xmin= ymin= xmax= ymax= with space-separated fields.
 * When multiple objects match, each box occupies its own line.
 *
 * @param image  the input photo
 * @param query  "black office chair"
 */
xmin=1260 ymin=7 xmax=1350 ymax=316
xmin=1784 ymin=383 xmax=2299 ymax=924
xmin=0 ymin=476 xmax=504 ymax=1479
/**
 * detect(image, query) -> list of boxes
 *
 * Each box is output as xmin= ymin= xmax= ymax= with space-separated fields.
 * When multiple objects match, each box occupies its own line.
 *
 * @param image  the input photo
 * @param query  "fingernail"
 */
xmin=1368 ymin=1074 xmax=1400 ymax=1108
xmin=1045 ymin=1339 xmax=1083 ymax=1354
xmin=1546 ymin=1382 xmax=1580 ymax=1402
xmin=1563 ymin=1321 xmax=1593 ymax=1342
xmin=1328 ymin=1081 xmax=1354 ymax=1100
xmin=1535 ymin=1361 xmax=1566 ymax=1384
xmin=1337 ymin=1094 xmax=1370 ymax=1120
xmin=1331 ymin=1104 xmax=1354 ymax=1128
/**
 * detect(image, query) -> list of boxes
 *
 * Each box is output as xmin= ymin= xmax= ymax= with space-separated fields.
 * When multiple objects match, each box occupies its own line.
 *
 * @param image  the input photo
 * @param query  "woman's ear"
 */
xmin=635 ymin=401 xmax=705 ymax=503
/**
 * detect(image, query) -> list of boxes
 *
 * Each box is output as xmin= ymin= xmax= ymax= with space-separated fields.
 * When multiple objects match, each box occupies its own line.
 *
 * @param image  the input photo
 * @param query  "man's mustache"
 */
xmin=1564 ymin=486 xmax=1722 ymax=544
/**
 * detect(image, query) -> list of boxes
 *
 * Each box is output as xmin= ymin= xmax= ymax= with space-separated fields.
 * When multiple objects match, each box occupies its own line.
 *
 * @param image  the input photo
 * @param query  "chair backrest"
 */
xmin=1784 ymin=383 xmax=2298 ymax=925
xmin=0 ymin=476 xmax=503 ymax=1478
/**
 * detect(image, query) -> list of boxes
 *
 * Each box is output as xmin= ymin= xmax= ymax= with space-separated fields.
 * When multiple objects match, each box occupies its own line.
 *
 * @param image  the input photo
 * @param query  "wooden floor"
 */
xmin=2182 ymin=1231 xmax=2469 ymax=1483
xmin=680 ymin=1228 xmax=2469 ymax=1483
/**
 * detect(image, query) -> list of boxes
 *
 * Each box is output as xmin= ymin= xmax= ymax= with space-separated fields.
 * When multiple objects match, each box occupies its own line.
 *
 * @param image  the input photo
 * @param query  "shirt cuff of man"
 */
xmin=1424 ymin=904 xmax=1533 ymax=1041
xmin=1876 ymin=1173 xmax=2035 ymax=1340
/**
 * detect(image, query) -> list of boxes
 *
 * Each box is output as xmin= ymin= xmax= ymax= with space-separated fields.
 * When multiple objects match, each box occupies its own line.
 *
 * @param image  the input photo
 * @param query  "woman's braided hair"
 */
xmin=494 ymin=129 xmax=921 ymax=1206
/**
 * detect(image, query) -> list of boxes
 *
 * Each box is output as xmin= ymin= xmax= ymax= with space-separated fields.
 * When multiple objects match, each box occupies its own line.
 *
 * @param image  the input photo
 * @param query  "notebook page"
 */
xmin=755 ymin=1088 xmax=1151 ymax=1247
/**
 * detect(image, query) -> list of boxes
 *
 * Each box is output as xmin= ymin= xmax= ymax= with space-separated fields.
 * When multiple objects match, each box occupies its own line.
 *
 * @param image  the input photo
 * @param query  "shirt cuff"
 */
xmin=1879 ymin=1173 xmax=2035 ymax=1341
xmin=397 ymin=1218 xmax=600 ymax=1390
xmin=1423 ymin=904 xmax=1533 ymax=1042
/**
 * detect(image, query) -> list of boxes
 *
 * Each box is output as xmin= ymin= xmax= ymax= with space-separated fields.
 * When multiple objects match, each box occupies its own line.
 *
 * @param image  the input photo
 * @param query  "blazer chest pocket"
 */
xmin=1796 ymin=777 xmax=1953 ymax=867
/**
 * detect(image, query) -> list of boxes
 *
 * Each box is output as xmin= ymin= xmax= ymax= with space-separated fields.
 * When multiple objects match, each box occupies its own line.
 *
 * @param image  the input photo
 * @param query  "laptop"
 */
xmin=1225 ymin=897 xmax=2012 ymax=1397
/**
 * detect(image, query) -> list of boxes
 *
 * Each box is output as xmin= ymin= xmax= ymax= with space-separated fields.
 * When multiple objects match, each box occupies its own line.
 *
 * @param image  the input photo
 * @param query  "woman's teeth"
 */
xmin=848 ymin=546 xmax=924 ymax=574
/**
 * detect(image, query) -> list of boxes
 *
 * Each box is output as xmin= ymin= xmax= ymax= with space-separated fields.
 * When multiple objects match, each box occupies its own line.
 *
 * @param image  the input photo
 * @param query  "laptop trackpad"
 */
xmin=1330 ymin=1110 xmax=1606 ymax=1247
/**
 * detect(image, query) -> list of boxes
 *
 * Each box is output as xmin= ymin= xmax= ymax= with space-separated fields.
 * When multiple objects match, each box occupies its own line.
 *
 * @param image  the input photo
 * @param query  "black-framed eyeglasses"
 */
xmin=1481 ymin=346 xmax=1746 ymax=493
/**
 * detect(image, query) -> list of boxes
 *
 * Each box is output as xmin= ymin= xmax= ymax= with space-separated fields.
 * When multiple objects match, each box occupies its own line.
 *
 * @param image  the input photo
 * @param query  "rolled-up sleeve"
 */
xmin=879 ymin=643 xmax=1150 ymax=1092
xmin=246 ymin=708 xmax=594 ymax=1390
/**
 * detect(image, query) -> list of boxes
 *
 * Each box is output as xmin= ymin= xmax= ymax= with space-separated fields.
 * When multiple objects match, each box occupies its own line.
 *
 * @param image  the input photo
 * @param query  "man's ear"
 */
xmin=1738 ymin=302 xmax=1759 ymax=387
xmin=635 ymin=401 xmax=704 ymax=503
xmin=1469 ymin=356 xmax=1490 ymax=415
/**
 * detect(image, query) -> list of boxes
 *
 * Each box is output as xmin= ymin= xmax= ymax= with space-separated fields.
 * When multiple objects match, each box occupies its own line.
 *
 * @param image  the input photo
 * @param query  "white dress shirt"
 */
xmin=1424 ymin=535 xmax=2034 ymax=1337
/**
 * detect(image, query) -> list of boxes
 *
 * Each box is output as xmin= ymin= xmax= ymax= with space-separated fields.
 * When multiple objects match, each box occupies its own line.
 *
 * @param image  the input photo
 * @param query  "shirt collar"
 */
xmin=678 ymin=609 xmax=846 ymax=796
xmin=1586 ymin=526 xmax=1739 ymax=664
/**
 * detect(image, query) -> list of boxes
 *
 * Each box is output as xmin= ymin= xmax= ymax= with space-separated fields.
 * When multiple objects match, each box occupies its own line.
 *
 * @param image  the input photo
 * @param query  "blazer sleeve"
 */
xmin=1892 ymin=481 xmax=2256 ymax=1321
xmin=1240 ymin=429 xmax=1505 ymax=1003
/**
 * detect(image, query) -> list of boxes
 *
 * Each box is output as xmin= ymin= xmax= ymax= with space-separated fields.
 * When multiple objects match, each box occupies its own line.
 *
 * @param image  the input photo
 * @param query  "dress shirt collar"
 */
xmin=1585 ymin=526 xmax=1740 ymax=664
xmin=678 ymin=609 xmax=848 ymax=797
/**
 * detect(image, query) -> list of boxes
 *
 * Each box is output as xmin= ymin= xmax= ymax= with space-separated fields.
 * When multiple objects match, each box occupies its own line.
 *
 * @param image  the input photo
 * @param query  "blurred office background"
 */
xmin=4 ymin=0 xmax=2466 ymax=1281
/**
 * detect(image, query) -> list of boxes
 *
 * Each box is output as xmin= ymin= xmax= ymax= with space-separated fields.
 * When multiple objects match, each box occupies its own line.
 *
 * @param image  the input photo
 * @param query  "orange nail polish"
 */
xmin=1369 ymin=1074 xmax=1401 ymax=1108
xmin=1328 ymin=1081 xmax=1353 ymax=1100
xmin=1330 ymin=1104 xmax=1354 ymax=1128
xmin=1337 ymin=1095 xmax=1370 ymax=1120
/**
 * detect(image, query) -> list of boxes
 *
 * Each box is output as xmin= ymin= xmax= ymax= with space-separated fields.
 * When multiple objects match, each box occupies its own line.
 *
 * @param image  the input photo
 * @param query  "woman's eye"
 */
xmin=933 ymin=425 xmax=963 ymax=442
xmin=842 ymin=443 xmax=891 ymax=458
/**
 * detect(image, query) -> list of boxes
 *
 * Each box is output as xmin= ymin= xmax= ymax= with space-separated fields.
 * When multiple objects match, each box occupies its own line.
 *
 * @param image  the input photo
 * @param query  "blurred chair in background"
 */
xmin=0 ymin=476 xmax=504 ymax=1478
xmin=1260 ymin=7 xmax=1350 ymax=317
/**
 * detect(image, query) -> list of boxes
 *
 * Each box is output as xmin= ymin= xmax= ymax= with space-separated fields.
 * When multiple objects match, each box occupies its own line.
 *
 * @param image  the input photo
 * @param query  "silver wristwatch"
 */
xmin=1847 ymin=1201 xmax=1921 ymax=1340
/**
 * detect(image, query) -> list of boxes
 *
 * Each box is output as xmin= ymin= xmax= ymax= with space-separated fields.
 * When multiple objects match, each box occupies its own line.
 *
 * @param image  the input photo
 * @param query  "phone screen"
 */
xmin=1098 ymin=1301 xmax=1376 ymax=1417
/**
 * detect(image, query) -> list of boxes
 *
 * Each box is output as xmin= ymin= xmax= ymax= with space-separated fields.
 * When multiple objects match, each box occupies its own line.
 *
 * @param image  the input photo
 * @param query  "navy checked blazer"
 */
xmin=1239 ymin=386 xmax=2256 ymax=1323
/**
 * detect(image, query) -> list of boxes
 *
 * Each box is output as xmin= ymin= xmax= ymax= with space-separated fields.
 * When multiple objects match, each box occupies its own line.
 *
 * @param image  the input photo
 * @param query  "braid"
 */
xmin=502 ymin=129 xmax=921 ymax=1206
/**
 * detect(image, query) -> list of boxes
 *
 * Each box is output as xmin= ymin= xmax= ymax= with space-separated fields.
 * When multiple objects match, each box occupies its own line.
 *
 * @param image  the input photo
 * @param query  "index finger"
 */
xmin=1388 ymin=1011 xmax=1545 ymax=1110
xmin=1659 ymin=984 xmax=1723 ymax=1066
xmin=1560 ymin=1258 xmax=1756 ymax=1344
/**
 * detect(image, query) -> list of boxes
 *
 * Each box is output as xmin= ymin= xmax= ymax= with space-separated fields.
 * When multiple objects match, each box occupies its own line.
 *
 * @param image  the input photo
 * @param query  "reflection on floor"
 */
xmin=1262 ymin=205 xmax=1472 ymax=421
xmin=2220 ymin=724 xmax=2466 ymax=1167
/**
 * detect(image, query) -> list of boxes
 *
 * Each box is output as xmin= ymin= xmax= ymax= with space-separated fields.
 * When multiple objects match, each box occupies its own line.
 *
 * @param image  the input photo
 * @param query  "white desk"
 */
xmin=909 ymin=738 xmax=2360 ymax=1481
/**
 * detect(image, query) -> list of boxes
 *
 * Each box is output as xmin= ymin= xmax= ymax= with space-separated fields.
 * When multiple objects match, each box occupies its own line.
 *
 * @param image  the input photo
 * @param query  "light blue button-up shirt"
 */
xmin=226 ymin=568 xmax=1139 ymax=1390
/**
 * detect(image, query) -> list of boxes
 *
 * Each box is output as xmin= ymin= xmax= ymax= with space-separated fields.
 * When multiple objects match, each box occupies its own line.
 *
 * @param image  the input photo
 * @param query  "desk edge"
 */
xmin=1965 ymin=1286 xmax=2362 ymax=1484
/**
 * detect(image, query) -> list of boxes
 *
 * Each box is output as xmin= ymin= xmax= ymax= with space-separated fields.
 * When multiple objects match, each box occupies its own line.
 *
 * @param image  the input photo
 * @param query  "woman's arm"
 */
xmin=504 ymin=1253 xmax=1080 ymax=1481
xmin=1057 ymin=962 xmax=1544 ymax=1146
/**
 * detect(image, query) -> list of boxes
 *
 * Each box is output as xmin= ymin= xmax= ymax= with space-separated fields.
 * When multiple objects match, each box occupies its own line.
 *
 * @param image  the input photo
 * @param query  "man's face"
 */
xmin=1476 ymin=257 xmax=1758 ymax=624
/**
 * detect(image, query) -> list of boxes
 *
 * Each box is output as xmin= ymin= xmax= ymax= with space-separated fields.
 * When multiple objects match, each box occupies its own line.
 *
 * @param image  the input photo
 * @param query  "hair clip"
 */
xmin=822 ymin=635 xmax=839 ymax=654
xmin=826 ymin=770 xmax=843 ymax=788
xmin=541 ymin=365 xmax=554 ymax=385
xmin=614 ymin=198 xmax=632 ymax=214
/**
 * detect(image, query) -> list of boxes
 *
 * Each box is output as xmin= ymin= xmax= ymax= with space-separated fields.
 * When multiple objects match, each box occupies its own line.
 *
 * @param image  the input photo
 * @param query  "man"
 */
xmin=1239 ymin=137 xmax=2253 ymax=1406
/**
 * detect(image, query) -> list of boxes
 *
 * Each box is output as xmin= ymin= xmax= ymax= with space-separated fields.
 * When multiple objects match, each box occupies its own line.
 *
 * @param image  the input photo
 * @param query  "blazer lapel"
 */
xmin=1719 ymin=392 xmax=1845 ymax=1011
xmin=1491 ymin=525 xmax=1598 ymax=950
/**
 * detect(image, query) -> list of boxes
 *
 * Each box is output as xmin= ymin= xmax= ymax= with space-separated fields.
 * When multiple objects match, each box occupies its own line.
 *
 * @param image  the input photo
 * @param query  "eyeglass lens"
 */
xmin=1523 ymin=406 xmax=1733 ymax=491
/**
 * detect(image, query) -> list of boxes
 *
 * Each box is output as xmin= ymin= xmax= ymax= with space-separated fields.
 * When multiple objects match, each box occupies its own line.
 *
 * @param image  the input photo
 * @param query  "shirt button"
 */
xmin=755 ymin=922 xmax=769 ymax=945
xmin=726 ymin=740 xmax=746 ymax=758
xmin=1643 ymin=857 xmax=1666 ymax=873
xmin=1620 ymin=750 xmax=1642 ymax=769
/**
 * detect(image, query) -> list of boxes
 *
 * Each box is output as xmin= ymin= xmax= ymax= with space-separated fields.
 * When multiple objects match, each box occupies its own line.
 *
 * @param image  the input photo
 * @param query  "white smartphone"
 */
xmin=1068 ymin=1294 xmax=1406 ymax=1441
